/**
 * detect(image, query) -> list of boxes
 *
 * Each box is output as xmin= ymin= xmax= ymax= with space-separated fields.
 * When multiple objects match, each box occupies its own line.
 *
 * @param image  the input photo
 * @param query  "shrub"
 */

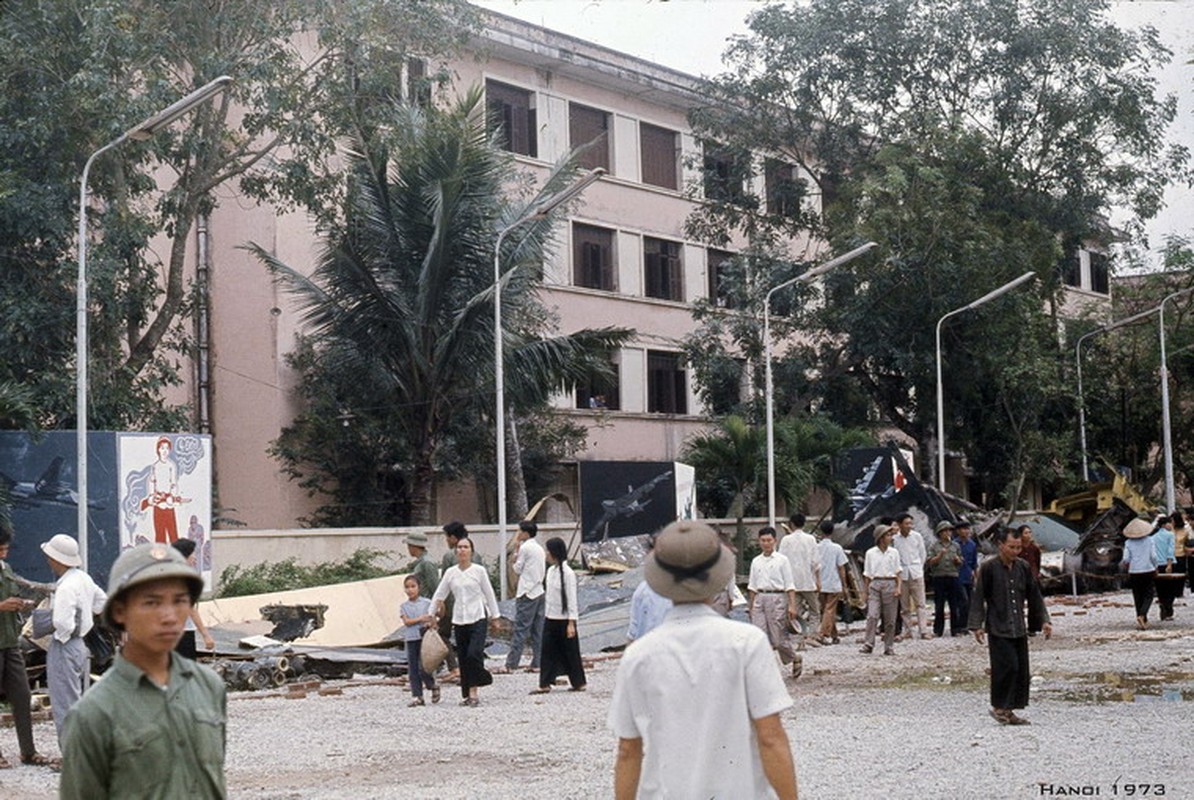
xmin=217 ymin=548 xmax=395 ymax=597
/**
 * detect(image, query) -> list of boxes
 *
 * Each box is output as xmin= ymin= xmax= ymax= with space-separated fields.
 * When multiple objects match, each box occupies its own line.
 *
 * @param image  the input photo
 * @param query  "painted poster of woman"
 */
xmin=118 ymin=434 xmax=211 ymax=565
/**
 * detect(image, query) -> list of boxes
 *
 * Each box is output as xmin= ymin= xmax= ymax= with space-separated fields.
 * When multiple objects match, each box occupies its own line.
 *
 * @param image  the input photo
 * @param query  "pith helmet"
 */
xmin=103 ymin=542 xmax=204 ymax=629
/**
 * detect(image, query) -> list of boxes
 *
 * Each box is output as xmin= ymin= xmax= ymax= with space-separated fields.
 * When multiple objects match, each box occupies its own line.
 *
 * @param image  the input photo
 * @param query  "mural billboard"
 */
xmin=578 ymin=461 xmax=694 ymax=543
xmin=117 ymin=433 xmax=213 ymax=585
xmin=0 ymin=431 xmax=212 ymax=587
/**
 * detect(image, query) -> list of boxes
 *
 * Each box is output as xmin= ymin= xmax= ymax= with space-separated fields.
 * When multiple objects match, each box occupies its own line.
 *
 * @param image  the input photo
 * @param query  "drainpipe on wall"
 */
xmin=196 ymin=214 xmax=212 ymax=434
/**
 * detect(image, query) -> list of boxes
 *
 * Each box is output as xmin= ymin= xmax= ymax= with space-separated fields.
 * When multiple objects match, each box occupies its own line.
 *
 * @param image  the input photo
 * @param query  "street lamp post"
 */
xmin=935 ymin=271 xmax=1036 ymax=492
xmin=1075 ymin=306 xmax=1159 ymax=482
xmin=76 ymin=76 xmax=232 ymax=572
xmin=1158 ymin=286 xmax=1194 ymax=512
xmin=495 ymin=168 xmax=604 ymax=599
xmin=764 ymin=242 xmax=877 ymax=527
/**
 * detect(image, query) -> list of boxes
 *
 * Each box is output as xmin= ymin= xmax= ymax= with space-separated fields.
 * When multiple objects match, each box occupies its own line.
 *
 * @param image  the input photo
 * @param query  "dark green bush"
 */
xmin=217 ymin=548 xmax=395 ymax=597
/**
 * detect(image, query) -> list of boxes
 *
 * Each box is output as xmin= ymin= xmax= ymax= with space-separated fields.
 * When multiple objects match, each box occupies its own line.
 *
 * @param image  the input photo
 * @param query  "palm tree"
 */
xmin=252 ymin=89 xmax=630 ymax=525
xmin=682 ymin=416 xmax=769 ymax=573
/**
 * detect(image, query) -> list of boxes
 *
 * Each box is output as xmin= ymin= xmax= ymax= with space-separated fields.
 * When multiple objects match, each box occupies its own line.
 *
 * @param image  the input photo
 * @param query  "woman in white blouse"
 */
xmin=530 ymin=537 xmax=586 ymax=694
xmin=431 ymin=538 xmax=499 ymax=706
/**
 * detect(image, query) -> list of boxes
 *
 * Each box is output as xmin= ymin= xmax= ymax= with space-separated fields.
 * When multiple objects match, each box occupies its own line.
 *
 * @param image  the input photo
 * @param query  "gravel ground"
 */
xmin=2 ymin=589 xmax=1191 ymax=799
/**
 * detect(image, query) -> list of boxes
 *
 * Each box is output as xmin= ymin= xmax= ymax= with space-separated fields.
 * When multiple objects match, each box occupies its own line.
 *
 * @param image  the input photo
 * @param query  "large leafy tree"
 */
xmin=685 ymin=0 xmax=1187 ymax=502
xmin=0 ymin=0 xmax=473 ymax=431
xmin=254 ymin=91 xmax=630 ymax=526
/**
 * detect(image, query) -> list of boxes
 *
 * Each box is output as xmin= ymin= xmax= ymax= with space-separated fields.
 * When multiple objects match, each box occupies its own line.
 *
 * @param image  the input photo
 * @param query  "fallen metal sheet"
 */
xmin=199 ymin=574 xmax=410 ymax=647
xmin=1006 ymin=512 xmax=1082 ymax=552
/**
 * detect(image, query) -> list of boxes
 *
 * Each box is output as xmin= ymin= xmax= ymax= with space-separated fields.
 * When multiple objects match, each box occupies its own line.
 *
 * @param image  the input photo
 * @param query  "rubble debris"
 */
xmin=260 ymin=604 xmax=327 ymax=641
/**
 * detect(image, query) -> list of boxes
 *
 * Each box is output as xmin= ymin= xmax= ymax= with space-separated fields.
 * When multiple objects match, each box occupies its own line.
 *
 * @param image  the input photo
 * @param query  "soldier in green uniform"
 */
xmin=0 ymin=528 xmax=55 ymax=768
xmin=405 ymin=531 xmax=440 ymax=596
xmin=60 ymin=543 xmax=227 ymax=799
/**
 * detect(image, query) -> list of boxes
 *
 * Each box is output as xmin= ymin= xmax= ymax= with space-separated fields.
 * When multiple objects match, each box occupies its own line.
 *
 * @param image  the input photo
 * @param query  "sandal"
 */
xmin=529 ymin=687 xmax=551 ymax=695
xmin=408 ymin=698 xmax=425 ymax=707
xmin=431 ymin=686 xmax=441 ymax=704
xmin=491 ymin=666 xmax=511 ymax=675
xmin=568 ymin=685 xmax=587 ymax=692
xmin=20 ymin=753 xmax=60 ymax=769
xmin=0 ymin=754 xmax=11 ymax=770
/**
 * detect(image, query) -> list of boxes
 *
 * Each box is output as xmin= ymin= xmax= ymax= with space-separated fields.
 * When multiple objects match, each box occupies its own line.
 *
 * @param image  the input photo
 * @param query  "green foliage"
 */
xmin=685 ymin=0 xmax=1187 ymax=503
xmin=216 ymin=548 xmax=394 ymax=598
xmin=1074 ymin=241 xmax=1194 ymax=502
xmin=0 ymin=0 xmax=473 ymax=432
xmin=682 ymin=414 xmax=873 ymax=569
xmin=255 ymin=92 xmax=631 ymax=525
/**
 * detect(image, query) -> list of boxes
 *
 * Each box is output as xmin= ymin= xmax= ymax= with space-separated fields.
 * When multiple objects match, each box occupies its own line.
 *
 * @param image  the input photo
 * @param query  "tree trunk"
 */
xmin=505 ymin=410 xmax=529 ymax=521
xmin=126 ymin=197 xmax=199 ymax=376
xmin=409 ymin=456 xmax=436 ymax=526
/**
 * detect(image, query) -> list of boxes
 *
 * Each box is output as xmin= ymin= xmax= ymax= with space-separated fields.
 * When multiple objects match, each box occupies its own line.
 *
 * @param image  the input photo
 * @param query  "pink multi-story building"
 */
xmin=186 ymin=10 xmax=818 ymax=529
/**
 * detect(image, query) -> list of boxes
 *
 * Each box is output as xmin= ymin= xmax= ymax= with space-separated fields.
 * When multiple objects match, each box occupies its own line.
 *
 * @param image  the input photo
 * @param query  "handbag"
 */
xmin=30 ymin=607 xmax=54 ymax=639
xmin=420 ymin=626 xmax=450 ymax=673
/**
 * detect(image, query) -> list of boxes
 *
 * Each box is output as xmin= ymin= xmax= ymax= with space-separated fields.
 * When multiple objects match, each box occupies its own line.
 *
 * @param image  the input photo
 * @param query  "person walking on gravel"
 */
xmin=432 ymin=537 xmax=500 ymax=707
xmin=747 ymin=526 xmax=802 ymax=678
xmin=968 ymin=527 xmax=1051 ymax=726
xmin=609 ymin=520 xmax=798 ymax=800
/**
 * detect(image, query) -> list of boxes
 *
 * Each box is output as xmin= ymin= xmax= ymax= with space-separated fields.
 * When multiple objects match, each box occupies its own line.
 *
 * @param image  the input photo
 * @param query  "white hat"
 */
xmin=40 ymin=533 xmax=82 ymax=568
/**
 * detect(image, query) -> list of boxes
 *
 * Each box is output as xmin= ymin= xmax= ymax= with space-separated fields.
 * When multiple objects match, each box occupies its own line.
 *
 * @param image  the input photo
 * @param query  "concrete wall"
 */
xmin=210 ymin=517 xmax=772 ymax=591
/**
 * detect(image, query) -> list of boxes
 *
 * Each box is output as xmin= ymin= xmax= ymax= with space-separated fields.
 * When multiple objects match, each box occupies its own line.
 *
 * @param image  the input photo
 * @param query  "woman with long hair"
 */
xmin=431 ymin=538 xmax=499 ymax=706
xmin=530 ymin=537 xmax=586 ymax=694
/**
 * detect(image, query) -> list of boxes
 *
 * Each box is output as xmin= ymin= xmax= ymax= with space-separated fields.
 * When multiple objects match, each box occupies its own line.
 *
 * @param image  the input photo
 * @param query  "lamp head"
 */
xmin=125 ymin=76 xmax=233 ymax=141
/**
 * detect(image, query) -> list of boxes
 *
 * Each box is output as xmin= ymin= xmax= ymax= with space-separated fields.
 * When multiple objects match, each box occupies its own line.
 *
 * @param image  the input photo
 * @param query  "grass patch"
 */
xmin=217 ymin=548 xmax=396 ymax=598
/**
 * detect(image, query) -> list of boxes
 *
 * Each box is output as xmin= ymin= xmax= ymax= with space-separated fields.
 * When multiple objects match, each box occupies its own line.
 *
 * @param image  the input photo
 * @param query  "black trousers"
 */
xmin=1128 ymin=571 xmax=1156 ymax=620
xmin=538 ymin=618 xmax=586 ymax=689
xmin=931 ymin=575 xmax=963 ymax=636
xmin=1155 ymin=572 xmax=1182 ymax=619
xmin=175 ymin=630 xmax=197 ymax=660
xmin=453 ymin=619 xmax=492 ymax=698
xmin=0 ymin=645 xmax=35 ymax=759
xmin=988 ymin=634 xmax=1031 ymax=710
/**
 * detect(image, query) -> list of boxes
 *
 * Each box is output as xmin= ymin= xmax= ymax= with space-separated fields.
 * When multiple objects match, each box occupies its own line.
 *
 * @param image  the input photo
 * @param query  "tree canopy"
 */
xmin=0 ymin=0 xmax=474 ymax=432
xmin=684 ymin=0 xmax=1189 ymax=506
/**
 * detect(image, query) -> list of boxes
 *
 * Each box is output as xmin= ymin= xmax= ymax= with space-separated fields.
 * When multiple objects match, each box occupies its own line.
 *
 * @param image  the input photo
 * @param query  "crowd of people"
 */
xmin=0 ymin=505 xmax=1188 ymax=797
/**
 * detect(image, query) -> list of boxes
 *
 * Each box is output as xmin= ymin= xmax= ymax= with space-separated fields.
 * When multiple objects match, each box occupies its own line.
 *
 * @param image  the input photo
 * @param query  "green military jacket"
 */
xmin=0 ymin=560 xmax=22 ymax=650
xmin=60 ymin=652 xmax=227 ymax=799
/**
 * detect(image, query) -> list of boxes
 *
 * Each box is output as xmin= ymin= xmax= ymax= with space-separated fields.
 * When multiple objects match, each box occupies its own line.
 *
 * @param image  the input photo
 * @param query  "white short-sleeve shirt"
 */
xmin=747 ymin=552 xmax=795 ymax=593
xmin=608 ymin=603 xmax=793 ymax=799
xmin=817 ymin=539 xmax=849 ymax=593
xmin=778 ymin=529 xmax=819 ymax=591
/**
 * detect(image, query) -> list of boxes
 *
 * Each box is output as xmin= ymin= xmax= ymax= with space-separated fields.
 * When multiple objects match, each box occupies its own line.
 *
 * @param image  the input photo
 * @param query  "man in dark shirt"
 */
xmin=968 ymin=527 xmax=1052 ymax=726
xmin=954 ymin=520 xmax=979 ymax=633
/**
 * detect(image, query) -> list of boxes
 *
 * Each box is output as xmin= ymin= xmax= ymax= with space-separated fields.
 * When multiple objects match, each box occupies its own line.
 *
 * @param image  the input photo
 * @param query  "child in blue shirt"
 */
xmin=400 ymin=575 xmax=441 ymax=706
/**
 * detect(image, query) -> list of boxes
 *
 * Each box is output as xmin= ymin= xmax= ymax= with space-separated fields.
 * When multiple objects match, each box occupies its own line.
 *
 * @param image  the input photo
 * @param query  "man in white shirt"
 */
xmin=815 ymin=520 xmax=849 ymax=644
xmin=41 ymin=534 xmax=107 ymax=741
xmin=609 ymin=520 xmax=798 ymax=800
xmin=748 ymin=527 xmax=801 ymax=677
xmin=503 ymin=520 xmax=546 ymax=672
xmin=861 ymin=524 xmax=903 ymax=655
xmin=892 ymin=513 xmax=931 ymax=640
xmin=779 ymin=513 xmax=820 ymax=641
